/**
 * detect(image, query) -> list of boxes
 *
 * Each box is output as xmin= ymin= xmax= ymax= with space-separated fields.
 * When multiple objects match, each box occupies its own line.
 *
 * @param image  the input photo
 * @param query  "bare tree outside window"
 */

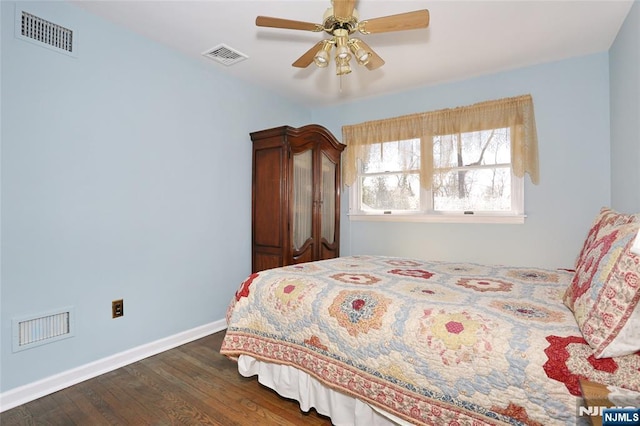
xmin=361 ymin=139 xmax=421 ymax=211
xmin=432 ymin=128 xmax=511 ymax=211
xmin=358 ymin=128 xmax=512 ymax=213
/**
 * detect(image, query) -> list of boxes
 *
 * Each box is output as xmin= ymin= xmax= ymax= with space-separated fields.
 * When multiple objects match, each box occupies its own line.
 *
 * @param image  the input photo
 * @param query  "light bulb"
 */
xmin=336 ymin=45 xmax=350 ymax=60
xmin=314 ymin=50 xmax=330 ymax=68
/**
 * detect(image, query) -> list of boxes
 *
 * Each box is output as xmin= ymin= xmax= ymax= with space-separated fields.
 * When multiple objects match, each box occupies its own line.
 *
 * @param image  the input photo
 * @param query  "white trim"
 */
xmin=348 ymin=213 xmax=526 ymax=224
xmin=0 ymin=319 xmax=227 ymax=412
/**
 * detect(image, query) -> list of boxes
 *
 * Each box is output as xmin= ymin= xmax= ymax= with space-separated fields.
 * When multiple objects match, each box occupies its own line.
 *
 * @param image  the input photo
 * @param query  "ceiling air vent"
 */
xmin=202 ymin=44 xmax=248 ymax=66
xmin=20 ymin=11 xmax=74 ymax=54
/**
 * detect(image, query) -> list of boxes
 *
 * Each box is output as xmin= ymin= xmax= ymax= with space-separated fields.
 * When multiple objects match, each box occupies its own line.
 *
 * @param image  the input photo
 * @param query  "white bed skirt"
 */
xmin=237 ymin=355 xmax=411 ymax=426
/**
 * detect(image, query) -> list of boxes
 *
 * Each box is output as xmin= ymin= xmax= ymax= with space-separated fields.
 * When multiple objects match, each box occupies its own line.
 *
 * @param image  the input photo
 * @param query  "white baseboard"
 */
xmin=0 ymin=319 xmax=227 ymax=413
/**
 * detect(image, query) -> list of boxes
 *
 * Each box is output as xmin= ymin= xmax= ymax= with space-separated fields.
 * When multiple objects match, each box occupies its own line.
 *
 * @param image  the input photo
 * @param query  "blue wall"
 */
xmin=313 ymin=53 xmax=612 ymax=269
xmin=610 ymin=0 xmax=640 ymax=213
xmin=1 ymin=1 xmax=309 ymax=392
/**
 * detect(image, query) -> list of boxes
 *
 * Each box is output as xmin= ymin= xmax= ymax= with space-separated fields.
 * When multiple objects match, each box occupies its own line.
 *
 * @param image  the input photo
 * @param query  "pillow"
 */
xmin=572 ymin=207 xmax=639 ymax=272
xmin=565 ymin=208 xmax=638 ymax=311
xmin=563 ymin=207 xmax=640 ymax=358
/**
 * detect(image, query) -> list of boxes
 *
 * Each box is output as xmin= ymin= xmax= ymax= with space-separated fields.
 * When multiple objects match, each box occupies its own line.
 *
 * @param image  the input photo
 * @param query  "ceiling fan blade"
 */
xmin=333 ymin=0 xmax=356 ymax=21
xmin=359 ymin=9 xmax=430 ymax=34
xmin=256 ymin=16 xmax=322 ymax=32
xmin=355 ymin=39 xmax=385 ymax=70
xmin=292 ymin=41 xmax=325 ymax=68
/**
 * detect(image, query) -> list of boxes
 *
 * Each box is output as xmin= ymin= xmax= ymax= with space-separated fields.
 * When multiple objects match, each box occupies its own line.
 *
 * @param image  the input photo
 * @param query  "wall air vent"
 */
xmin=202 ymin=44 xmax=248 ymax=66
xmin=12 ymin=307 xmax=76 ymax=352
xmin=16 ymin=9 xmax=76 ymax=57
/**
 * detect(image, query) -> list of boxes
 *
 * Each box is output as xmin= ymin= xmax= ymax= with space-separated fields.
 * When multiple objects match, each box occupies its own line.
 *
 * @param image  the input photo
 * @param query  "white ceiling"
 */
xmin=71 ymin=0 xmax=634 ymax=107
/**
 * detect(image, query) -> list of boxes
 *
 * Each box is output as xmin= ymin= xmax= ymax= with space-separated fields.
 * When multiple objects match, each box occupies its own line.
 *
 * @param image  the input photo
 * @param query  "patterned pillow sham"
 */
xmin=563 ymin=208 xmax=640 ymax=358
xmin=572 ymin=207 xmax=639 ymax=272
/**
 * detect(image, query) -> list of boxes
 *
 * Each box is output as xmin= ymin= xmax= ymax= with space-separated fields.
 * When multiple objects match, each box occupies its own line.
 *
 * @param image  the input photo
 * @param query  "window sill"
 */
xmin=347 ymin=213 xmax=526 ymax=224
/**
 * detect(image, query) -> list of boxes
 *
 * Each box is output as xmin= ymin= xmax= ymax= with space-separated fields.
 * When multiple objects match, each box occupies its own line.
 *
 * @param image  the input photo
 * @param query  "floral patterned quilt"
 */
xmin=220 ymin=256 xmax=640 ymax=425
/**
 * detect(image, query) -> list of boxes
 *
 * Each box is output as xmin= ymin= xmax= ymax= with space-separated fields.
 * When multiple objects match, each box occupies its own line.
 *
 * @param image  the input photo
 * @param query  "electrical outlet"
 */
xmin=112 ymin=299 xmax=124 ymax=318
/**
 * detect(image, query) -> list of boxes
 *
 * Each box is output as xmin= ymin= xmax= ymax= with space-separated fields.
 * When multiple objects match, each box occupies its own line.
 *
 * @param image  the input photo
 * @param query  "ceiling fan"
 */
xmin=256 ymin=0 xmax=430 ymax=76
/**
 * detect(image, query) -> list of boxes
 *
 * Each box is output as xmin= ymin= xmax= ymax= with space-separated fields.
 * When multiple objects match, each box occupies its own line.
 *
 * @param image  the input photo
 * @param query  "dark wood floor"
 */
xmin=0 ymin=330 xmax=332 ymax=425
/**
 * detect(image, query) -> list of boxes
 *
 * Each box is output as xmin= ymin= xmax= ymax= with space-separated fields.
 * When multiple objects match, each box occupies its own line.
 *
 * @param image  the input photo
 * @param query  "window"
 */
xmin=343 ymin=95 xmax=538 ymax=223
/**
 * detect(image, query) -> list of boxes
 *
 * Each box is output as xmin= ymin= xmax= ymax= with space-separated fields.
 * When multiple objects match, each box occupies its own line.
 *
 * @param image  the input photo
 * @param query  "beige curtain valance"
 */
xmin=342 ymin=94 xmax=539 ymax=187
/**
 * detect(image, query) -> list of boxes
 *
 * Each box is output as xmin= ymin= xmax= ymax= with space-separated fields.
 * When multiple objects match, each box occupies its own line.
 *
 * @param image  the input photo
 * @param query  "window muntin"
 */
xmin=352 ymin=127 xmax=523 ymax=220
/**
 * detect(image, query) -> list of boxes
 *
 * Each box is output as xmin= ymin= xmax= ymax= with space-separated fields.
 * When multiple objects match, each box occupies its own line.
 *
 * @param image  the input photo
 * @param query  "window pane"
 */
xmin=363 ymin=139 xmax=420 ymax=173
xmin=320 ymin=153 xmax=336 ymax=244
xmin=361 ymin=173 xmax=420 ymax=211
xmin=433 ymin=128 xmax=510 ymax=169
xmin=433 ymin=167 xmax=511 ymax=211
xmin=293 ymin=150 xmax=312 ymax=250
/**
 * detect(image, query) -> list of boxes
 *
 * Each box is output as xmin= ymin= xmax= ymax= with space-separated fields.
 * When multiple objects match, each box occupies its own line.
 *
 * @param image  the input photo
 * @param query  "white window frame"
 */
xmin=348 ymin=131 xmax=526 ymax=224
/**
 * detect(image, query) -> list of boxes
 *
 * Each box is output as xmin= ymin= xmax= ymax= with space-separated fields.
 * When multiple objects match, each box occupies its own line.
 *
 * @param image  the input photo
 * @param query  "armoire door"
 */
xmin=317 ymin=147 xmax=341 ymax=260
xmin=292 ymin=148 xmax=314 ymax=264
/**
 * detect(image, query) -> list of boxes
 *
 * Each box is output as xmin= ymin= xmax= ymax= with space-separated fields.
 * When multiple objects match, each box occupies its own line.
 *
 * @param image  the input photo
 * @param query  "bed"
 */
xmin=220 ymin=208 xmax=640 ymax=425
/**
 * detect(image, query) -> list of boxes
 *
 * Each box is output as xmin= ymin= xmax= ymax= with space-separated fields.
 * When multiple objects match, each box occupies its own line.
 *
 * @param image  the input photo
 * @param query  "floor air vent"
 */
xmin=13 ymin=307 xmax=75 ymax=352
xmin=17 ymin=10 xmax=75 ymax=56
xmin=202 ymin=44 xmax=248 ymax=66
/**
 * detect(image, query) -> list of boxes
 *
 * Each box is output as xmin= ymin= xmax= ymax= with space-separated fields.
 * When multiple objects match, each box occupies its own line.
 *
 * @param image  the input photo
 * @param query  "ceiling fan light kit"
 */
xmin=256 ymin=0 xmax=430 ymax=78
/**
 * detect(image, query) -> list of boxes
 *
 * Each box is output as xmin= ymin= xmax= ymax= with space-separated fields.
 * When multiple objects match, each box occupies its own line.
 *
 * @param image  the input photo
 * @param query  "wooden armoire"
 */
xmin=250 ymin=124 xmax=346 ymax=273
